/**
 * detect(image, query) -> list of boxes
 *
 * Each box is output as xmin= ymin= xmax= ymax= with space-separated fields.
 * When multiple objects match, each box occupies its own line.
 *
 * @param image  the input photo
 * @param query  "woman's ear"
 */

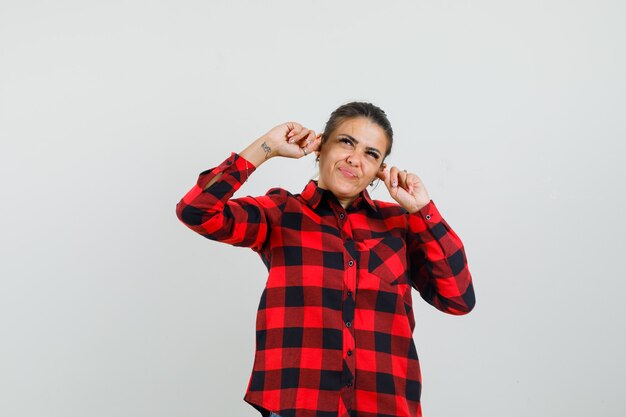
xmin=313 ymin=133 xmax=324 ymax=161
xmin=376 ymin=162 xmax=387 ymax=180
xmin=314 ymin=139 xmax=323 ymax=159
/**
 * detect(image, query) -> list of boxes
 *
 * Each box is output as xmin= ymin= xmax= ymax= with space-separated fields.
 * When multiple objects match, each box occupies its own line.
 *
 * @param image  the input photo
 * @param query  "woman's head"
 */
xmin=315 ymin=101 xmax=393 ymax=208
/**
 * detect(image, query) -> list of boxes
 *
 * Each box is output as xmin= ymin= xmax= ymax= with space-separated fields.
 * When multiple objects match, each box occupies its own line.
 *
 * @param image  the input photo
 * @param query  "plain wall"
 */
xmin=1 ymin=1 xmax=625 ymax=416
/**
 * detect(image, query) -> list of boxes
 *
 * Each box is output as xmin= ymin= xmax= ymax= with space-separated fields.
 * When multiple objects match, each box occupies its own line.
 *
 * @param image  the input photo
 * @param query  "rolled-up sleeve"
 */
xmin=175 ymin=152 xmax=269 ymax=252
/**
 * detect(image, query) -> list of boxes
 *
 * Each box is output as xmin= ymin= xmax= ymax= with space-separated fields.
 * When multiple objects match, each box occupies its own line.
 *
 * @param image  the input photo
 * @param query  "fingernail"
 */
xmin=392 ymin=180 xmax=397 ymax=188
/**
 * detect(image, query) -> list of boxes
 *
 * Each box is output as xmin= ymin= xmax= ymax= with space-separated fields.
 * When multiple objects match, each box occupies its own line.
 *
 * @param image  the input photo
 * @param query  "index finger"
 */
xmin=286 ymin=122 xmax=303 ymax=138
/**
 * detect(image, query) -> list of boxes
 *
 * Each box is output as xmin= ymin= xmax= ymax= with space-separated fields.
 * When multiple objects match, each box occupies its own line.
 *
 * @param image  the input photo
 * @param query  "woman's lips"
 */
xmin=338 ymin=167 xmax=357 ymax=179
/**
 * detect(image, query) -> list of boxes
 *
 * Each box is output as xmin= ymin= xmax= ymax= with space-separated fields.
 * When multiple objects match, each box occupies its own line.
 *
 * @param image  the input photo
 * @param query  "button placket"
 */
xmin=339 ymin=205 xmax=356 ymax=406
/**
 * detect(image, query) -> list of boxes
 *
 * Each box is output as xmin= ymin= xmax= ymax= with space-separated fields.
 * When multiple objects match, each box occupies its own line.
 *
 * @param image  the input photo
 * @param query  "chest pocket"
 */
xmin=358 ymin=236 xmax=409 ymax=286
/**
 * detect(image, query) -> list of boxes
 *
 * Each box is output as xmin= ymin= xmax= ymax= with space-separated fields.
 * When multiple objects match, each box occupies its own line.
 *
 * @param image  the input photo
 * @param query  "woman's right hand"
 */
xmin=260 ymin=122 xmax=322 ymax=159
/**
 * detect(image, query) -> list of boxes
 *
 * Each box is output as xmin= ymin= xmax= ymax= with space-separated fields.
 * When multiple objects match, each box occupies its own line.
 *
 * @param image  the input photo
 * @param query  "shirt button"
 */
xmin=346 ymin=382 xmax=352 ymax=387
xmin=339 ymin=213 xmax=345 ymax=219
xmin=347 ymin=290 xmax=352 ymax=297
xmin=348 ymin=260 xmax=354 ymax=267
xmin=347 ymin=349 xmax=352 ymax=356
xmin=345 ymin=321 xmax=351 ymax=328
xmin=425 ymin=214 xmax=431 ymax=220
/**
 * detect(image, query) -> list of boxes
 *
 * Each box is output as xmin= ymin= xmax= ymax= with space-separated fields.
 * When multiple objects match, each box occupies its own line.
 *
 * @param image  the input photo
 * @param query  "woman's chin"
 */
xmin=328 ymin=181 xmax=363 ymax=199
xmin=320 ymin=173 xmax=365 ymax=197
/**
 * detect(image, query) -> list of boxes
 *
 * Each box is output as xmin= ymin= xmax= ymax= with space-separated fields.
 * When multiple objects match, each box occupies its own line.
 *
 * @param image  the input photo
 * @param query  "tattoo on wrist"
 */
xmin=261 ymin=142 xmax=272 ymax=159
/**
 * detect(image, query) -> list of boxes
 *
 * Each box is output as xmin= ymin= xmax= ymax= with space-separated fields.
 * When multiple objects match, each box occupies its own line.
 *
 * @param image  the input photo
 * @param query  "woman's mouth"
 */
xmin=338 ymin=167 xmax=357 ymax=179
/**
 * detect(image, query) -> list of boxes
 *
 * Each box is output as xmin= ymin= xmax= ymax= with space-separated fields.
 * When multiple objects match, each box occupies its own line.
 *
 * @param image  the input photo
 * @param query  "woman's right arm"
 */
xmin=175 ymin=123 xmax=322 ymax=251
xmin=175 ymin=148 xmax=268 ymax=251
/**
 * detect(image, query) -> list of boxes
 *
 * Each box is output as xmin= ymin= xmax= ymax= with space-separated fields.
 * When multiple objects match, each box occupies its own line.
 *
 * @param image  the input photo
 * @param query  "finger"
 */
xmin=387 ymin=168 xmax=402 ymax=200
xmin=310 ymin=135 xmax=322 ymax=152
xmin=287 ymin=122 xmax=302 ymax=136
xmin=290 ymin=128 xmax=310 ymax=144
xmin=288 ymin=127 xmax=302 ymax=142
xmin=381 ymin=167 xmax=395 ymax=196
xmin=300 ymin=130 xmax=317 ymax=155
xmin=293 ymin=127 xmax=311 ymax=146
xmin=389 ymin=166 xmax=400 ymax=189
xmin=398 ymin=170 xmax=409 ymax=190
xmin=287 ymin=122 xmax=302 ymax=139
xmin=406 ymin=173 xmax=421 ymax=194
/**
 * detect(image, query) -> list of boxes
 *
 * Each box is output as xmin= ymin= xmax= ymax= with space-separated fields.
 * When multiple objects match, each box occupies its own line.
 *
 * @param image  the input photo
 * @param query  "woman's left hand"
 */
xmin=377 ymin=166 xmax=431 ymax=213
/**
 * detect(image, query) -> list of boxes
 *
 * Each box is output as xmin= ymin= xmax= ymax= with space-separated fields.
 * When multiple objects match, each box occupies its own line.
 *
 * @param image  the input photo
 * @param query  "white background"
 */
xmin=1 ymin=1 xmax=625 ymax=416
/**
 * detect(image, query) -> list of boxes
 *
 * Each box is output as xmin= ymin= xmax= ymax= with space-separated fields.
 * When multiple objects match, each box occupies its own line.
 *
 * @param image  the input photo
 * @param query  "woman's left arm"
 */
xmin=378 ymin=166 xmax=476 ymax=315
xmin=405 ymin=201 xmax=476 ymax=315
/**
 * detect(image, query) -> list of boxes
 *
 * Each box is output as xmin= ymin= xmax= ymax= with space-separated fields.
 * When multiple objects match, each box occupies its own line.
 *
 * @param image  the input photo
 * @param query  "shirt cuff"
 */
xmin=407 ymin=200 xmax=443 ymax=233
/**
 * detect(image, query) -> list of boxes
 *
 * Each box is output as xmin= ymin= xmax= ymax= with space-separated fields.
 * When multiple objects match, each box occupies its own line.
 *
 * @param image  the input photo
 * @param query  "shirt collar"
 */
xmin=300 ymin=180 xmax=378 ymax=213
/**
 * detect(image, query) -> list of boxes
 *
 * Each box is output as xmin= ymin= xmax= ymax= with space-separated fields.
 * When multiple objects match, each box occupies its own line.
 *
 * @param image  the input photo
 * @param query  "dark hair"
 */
xmin=320 ymin=101 xmax=393 ymax=158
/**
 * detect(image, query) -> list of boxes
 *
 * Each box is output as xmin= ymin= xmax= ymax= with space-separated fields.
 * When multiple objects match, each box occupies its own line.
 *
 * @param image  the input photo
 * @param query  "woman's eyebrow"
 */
xmin=338 ymin=134 xmax=382 ymax=156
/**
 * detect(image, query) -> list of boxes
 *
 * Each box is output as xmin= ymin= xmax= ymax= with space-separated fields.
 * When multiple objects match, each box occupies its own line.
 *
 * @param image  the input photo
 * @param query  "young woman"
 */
xmin=176 ymin=102 xmax=475 ymax=417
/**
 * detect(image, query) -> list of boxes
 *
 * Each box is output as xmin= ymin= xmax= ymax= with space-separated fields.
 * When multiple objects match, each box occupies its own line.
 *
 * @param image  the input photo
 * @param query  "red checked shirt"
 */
xmin=176 ymin=152 xmax=475 ymax=417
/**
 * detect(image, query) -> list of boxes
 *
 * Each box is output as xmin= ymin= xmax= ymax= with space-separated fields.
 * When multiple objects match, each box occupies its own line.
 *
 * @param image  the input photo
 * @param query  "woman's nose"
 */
xmin=346 ymin=152 xmax=360 ymax=166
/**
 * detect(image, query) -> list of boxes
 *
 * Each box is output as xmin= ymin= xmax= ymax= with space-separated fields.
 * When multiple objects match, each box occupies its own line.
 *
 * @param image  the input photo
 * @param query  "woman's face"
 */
xmin=317 ymin=117 xmax=388 ymax=208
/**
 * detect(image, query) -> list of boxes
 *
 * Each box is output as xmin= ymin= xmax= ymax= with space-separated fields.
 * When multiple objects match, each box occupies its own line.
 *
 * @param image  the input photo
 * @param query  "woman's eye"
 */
xmin=339 ymin=138 xmax=352 ymax=145
xmin=367 ymin=151 xmax=380 ymax=160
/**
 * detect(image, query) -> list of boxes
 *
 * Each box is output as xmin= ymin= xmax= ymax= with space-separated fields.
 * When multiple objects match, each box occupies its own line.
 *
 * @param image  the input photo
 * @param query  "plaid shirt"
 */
xmin=176 ymin=152 xmax=475 ymax=417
